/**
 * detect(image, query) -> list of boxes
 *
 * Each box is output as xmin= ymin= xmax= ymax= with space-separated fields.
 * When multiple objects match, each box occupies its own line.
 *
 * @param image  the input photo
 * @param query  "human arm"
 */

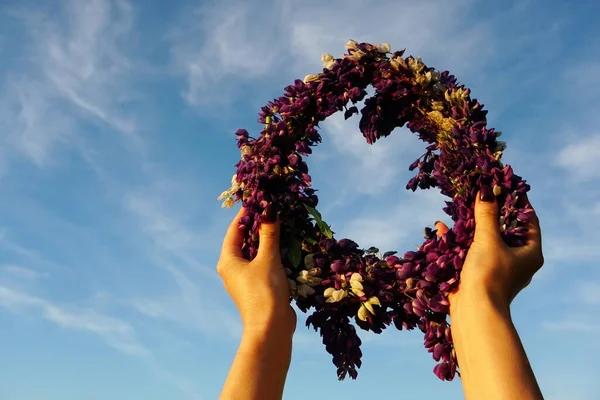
xmin=217 ymin=208 xmax=296 ymax=400
xmin=450 ymin=286 xmax=543 ymax=400
xmin=220 ymin=326 xmax=293 ymax=400
xmin=436 ymin=188 xmax=545 ymax=400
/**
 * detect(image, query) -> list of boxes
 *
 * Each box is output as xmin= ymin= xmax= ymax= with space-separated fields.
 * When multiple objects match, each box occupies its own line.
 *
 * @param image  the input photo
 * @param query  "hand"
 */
xmin=217 ymin=207 xmax=296 ymax=337
xmin=436 ymin=188 xmax=544 ymax=313
xmin=218 ymin=207 xmax=296 ymax=399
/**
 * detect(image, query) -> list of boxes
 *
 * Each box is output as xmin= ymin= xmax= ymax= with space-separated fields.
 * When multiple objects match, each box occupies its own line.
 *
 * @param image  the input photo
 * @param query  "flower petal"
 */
xmin=217 ymin=190 xmax=230 ymax=201
xmin=350 ymin=280 xmax=363 ymax=291
xmin=357 ymin=305 xmax=369 ymax=321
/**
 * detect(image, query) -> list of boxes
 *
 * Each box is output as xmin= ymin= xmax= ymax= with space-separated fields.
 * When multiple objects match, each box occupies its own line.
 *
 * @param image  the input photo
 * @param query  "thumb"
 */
xmin=473 ymin=185 xmax=502 ymax=244
xmin=256 ymin=218 xmax=281 ymax=261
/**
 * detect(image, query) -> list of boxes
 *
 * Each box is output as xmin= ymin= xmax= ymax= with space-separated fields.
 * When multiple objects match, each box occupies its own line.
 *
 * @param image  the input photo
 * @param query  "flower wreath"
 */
xmin=218 ymin=40 xmax=533 ymax=381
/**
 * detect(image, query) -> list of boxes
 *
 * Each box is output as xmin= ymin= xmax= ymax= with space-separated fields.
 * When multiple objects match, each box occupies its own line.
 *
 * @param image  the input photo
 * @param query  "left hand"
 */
xmin=217 ymin=207 xmax=296 ymax=336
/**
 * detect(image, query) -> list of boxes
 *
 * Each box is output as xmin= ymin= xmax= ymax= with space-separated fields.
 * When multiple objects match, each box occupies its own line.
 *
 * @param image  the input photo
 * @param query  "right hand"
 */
xmin=217 ymin=207 xmax=296 ymax=337
xmin=435 ymin=186 xmax=544 ymax=314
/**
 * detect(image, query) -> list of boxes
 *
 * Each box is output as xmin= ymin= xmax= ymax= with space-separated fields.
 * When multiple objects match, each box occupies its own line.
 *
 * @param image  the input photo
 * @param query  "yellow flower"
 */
xmin=427 ymin=111 xmax=456 ymax=138
xmin=296 ymin=269 xmax=322 ymax=286
xmin=364 ymin=296 xmax=381 ymax=314
xmin=357 ymin=296 xmax=381 ymax=321
xmin=357 ymin=304 xmax=370 ymax=321
xmin=217 ymin=190 xmax=231 ymax=201
xmin=240 ymin=145 xmax=252 ymax=156
xmin=321 ymin=53 xmax=335 ymax=69
xmin=408 ymin=57 xmax=424 ymax=73
xmin=221 ymin=197 xmax=235 ymax=209
xmin=297 ymin=283 xmax=315 ymax=298
xmin=349 ymin=273 xmax=365 ymax=297
xmin=345 ymin=39 xmax=358 ymax=51
xmin=390 ymin=55 xmax=406 ymax=70
xmin=375 ymin=42 xmax=391 ymax=53
xmin=493 ymin=185 xmax=502 ymax=196
xmin=444 ymin=88 xmax=470 ymax=104
xmin=344 ymin=40 xmax=364 ymax=60
xmin=324 ymin=288 xmax=347 ymax=303
xmin=303 ymin=74 xmax=320 ymax=83
xmin=427 ymin=111 xmax=444 ymax=125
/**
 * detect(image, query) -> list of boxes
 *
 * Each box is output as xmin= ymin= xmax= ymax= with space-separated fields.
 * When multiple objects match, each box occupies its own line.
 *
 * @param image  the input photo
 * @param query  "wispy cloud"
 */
xmin=338 ymin=189 xmax=446 ymax=252
xmin=318 ymin=113 xmax=423 ymax=198
xmin=170 ymin=0 xmax=493 ymax=107
xmin=1 ymin=265 xmax=47 ymax=280
xmin=556 ymin=134 xmax=600 ymax=181
xmin=130 ymin=263 xmax=242 ymax=339
xmin=0 ymin=0 xmax=142 ymax=172
xmin=0 ymin=284 xmax=150 ymax=356
xmin=168 ymin=1 xmax=290 ymax=106
xmin=542 ymin=319 xmax=600 ymax=334
xmin=577 ymin=282 xmax=600 ymax=305
xmin=120 ymin=185 xmax=242 ymax=338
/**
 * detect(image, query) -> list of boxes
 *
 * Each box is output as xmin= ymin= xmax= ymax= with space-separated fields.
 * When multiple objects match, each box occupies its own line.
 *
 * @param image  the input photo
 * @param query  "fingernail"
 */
xmin=480 ymin=185 xmax=494 ymax=202
xmin=434 ymin=221 xmax=442 ymax=227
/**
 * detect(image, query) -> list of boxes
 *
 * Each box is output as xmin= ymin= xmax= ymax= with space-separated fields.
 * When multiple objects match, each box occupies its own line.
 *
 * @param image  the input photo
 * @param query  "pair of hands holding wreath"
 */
xmin=217 ymin=40 xmax=544 ymax=392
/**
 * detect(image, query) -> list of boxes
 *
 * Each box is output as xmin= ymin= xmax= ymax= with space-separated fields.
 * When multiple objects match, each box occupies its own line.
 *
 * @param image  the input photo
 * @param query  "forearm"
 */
xmin=219 ymin=328 xmax=293 ymax=400
xmin=450 ymin=289 xmax=544 ymax=400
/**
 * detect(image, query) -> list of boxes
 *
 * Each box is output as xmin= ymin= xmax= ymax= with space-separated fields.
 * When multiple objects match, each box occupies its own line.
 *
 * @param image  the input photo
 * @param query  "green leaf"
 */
xmin=288 ymin=237 xmax=303 ymax=268
xmin=303 ymin=204 xmax=334 ymax=239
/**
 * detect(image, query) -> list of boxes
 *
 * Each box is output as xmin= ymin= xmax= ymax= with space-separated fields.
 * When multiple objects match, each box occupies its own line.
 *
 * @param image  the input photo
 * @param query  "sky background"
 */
xmin=1 ymin=0 xmax=599 ymax=399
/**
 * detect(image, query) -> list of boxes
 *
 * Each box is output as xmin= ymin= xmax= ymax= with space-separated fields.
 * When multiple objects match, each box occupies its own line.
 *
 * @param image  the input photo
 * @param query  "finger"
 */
xmin=221 ymin=207 xmax=246 ymax=258
xmin=256 ymin=217 xmax=281 ymax=262
xmin=473 ymin=186 xmax=502 ymax=244
xmin=434 ymin=221 xmax=450 ymax=238
xmin=517 ymin=193 xmax=543 ymax=251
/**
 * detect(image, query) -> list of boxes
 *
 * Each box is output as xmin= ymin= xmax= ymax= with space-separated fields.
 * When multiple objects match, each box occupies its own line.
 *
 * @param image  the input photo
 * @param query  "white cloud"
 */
xmin=338 ymin=189 xmax=446 ymax=251
xmin=1 ymin=265 xmax=46 ymax=280
xmin=578 ymin=282 xmax=600 ymax=305
xmin=320 ymin=112 xmax=423 ymax=197
xmin=130 ymin=264 xmax=242 ymax=339
xmin=287 ymin=0 xmax=489 ymax=75
xmin=121 ymin=187 xmax=241 ymax=338
xmin=0 ymin=0 xmax=142 ymax=172
xmin=0 ymin=284 xmax=150 ymax=356
xmin=542 ymin=319 xmax=600 ymax=334
xmin=556 ymin=134 xmax=600 ymax=181
xmin=122 ymin=187 xmax=224 ymax=279
xmin=171 ymin=0 xmax=492 ymax=106
xmin=168 ymin=1 xmax=290 ymax=106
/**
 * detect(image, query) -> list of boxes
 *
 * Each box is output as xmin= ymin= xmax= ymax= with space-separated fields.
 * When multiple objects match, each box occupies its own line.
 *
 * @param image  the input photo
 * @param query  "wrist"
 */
xmin=243 ymin=314 xmax=296 ymax=341
xmin=450 ymin=284 xmax=511 ymax=322
xmin=243 ymin=324 xmax=295 ymax=343
xmin=240 ymin=325 xmax=293 ymax=367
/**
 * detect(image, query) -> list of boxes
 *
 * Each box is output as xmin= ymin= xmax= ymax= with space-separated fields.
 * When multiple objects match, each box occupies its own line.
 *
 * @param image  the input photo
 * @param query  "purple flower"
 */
xmin=220 ymin=40 xmax=531 ymax=382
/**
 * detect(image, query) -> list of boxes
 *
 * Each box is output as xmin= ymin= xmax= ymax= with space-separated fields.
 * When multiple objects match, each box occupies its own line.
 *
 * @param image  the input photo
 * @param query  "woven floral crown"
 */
xmin=218 ymin=40 xmax=532 ymax=381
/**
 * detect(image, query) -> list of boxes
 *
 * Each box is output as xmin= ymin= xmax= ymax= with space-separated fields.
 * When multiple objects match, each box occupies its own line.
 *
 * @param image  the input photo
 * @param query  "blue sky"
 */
xmin=1 ymin=0 xmax=599 ymax=399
